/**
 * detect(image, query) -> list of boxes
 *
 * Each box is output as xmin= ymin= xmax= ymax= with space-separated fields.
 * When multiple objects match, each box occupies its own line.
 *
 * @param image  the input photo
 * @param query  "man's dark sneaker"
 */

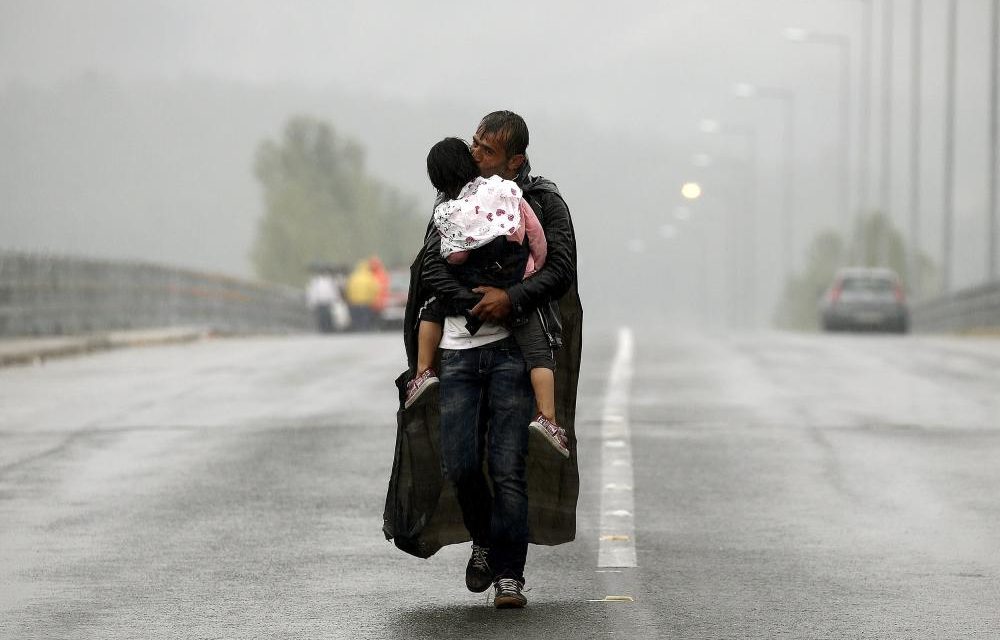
xmin=465 ymin=544 xmax=492 ymax=593
xmin=404 ymin=368 xmax=439 ymax=409
xmin=493 ymin=577 xmax=527 ymax=609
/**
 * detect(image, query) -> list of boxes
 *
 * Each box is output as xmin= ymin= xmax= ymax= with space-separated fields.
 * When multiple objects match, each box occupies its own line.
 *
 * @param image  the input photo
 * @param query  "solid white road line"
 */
xmin=598 ymin=327 xmax=637 ymax=568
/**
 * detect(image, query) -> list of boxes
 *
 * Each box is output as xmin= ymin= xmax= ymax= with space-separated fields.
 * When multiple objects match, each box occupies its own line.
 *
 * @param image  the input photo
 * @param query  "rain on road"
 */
xmin=1 ymin=329 xmax=998 ymax=639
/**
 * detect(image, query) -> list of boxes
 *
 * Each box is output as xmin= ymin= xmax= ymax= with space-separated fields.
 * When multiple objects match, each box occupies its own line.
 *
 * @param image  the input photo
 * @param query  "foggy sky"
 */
xmin=2 ymin=0 xmax=998 ymax=328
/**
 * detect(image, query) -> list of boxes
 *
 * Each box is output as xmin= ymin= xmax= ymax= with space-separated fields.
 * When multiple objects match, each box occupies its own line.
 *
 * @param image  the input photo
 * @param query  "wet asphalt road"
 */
xmin=1 ymin=329 xmax=998 ymax=639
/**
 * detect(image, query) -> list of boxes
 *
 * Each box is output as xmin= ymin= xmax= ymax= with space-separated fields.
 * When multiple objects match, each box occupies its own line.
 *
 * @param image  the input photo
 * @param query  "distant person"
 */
xmin=405 ymin=137 xmax=568 ymax=459
xmin=306 ymin=268 xmax=338 ymax=333
xmin=331 ymin=268 xmax=351 ymax=331
xmin=345 ymin=260 xmax=380 ymax=331
xmin=369 ymin=256 xmax=391 ymax=329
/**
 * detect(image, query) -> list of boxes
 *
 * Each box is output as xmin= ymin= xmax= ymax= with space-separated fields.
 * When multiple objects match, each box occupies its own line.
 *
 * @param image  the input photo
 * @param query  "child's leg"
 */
xmin=512 ymin=311 xmax=558 ymax=418
xmin=530 ymin=366 xmax=556 ymax=420
xmin=417 ymin=320 xmax=442 ymax=375
xmin=516 ymin=315 xmax=568 ymax=456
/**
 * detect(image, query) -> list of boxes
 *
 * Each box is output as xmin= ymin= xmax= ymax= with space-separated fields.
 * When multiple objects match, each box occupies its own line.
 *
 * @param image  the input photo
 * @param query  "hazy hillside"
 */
xmin=0 ymin=76 xmax=424 ymax=277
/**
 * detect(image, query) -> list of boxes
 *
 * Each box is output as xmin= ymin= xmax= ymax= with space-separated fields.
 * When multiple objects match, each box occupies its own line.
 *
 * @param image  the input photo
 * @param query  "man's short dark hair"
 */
xmin=426 ymin=137 xmax=480 ymax=200
xmin=477 ymin=110 xmax=529 ymax=157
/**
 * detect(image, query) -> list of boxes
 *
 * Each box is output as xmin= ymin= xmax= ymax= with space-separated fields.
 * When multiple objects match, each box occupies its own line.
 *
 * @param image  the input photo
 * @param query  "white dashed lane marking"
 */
xmin=598 ymin=327 xmax=637 ymax=568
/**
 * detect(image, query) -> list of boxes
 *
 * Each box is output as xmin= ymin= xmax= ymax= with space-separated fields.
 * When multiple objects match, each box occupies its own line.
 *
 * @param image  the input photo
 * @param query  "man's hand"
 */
xmin=470 ymin=286 xmax=512 ymax=322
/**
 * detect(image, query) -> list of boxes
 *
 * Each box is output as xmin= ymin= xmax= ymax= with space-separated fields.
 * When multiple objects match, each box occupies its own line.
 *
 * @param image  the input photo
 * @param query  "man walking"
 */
xmin=418 ymin=111 xmax=582 ymax=608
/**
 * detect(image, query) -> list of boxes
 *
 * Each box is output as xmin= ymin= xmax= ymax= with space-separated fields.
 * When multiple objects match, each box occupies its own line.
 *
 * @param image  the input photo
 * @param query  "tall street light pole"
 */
xmin=825 ymin=0 xmax=874 ymax=260
xmin=942 ymin=0 xmax=958 ymax=292
xmin=677 ymin=177 xmax=720 ymax=328
xmin=909 ymin=0 xmax=923 ymax=295
xmin=859 ymin=0 xmax=874 ymax=260
xmin=734 ymin=83 xmax=796 ymax=278
xmin=690 ymin=154 xmax=736 ymax=328
xmin=878 ymin=0 xmax=894 ymax=267
xmin=700 ymin=119 xmax=759 ymax=328
xmin=690 ymin=153 xmax=745 ymax=329
xmin=784 ymin=28 xmax=852 ymax=257
xmin=990 ymin=0 xmax=999 ymax=280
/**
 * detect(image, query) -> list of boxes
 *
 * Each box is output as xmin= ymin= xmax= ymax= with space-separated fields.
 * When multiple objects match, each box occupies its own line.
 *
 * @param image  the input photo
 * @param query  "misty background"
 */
xmin=2 ymin=0 xmax=998 ymax=330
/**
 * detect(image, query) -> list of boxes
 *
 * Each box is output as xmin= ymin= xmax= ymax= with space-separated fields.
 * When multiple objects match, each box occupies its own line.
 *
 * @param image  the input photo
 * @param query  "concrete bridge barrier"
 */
xmin=0 ymin=252 xmax=311 ymax=337
xmin=911 ymin=280 xmax=1000 ymax=334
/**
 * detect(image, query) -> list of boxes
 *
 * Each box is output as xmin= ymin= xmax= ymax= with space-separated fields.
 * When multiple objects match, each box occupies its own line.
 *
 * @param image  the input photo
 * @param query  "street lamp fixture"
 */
xmin=783 ymin=24 xmax=854 ymax=254
xmin=733 ymin=82 xmax=757 ymax=98
xmin=659 ymin=224 xmax=678 ymax=240
xmin=783 ymin=27 xmax=809 ymax=42
xmin=699 ymin=119 xmax=721 ymax=134
xmin=696 ymin=118 xmax=759 ymax=327
xmin=627 ymin=238 xmax=645 ymax=253
xmin=681 ymin=182 xmax=702 ymax=200
xmin=692 ymin=153 xmax=713 ymax=168
xmin=732 ymin=81 xmax=797 ymax=276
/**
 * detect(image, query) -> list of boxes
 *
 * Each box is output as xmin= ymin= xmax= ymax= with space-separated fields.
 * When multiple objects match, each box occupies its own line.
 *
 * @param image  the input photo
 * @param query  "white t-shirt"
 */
xmin=438 ymin=315 xmax=510 ymax=350
xmin=306 ymin=275 xmax=338 ymax=306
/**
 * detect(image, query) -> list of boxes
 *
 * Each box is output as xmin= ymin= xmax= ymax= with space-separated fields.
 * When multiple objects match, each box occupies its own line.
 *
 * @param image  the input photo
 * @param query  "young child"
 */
xmin=405 ymin=137 xmax=569 ymax=458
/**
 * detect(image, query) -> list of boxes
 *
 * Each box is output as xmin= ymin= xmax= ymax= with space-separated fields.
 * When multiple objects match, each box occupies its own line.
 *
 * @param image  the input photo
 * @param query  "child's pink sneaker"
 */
xmin=529 ymin=414 xmax=570 ymax=458
xmin=404 ymin=368 xmax=439 ymax=409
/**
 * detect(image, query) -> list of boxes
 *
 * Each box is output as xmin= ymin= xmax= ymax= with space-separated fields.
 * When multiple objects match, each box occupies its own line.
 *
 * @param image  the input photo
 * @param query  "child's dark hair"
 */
xmin=426 ymin=137 xmax=480 ymax=200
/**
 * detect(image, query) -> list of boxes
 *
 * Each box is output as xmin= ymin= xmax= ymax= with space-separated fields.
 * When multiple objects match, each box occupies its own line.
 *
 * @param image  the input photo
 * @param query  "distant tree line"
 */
xmin=251 ymin=116 xmax=425 ymax=285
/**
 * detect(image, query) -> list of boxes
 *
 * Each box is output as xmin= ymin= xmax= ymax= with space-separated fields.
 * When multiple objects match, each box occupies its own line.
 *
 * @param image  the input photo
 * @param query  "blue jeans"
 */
xmin=438 ymin=340 xmax=535 ymax=582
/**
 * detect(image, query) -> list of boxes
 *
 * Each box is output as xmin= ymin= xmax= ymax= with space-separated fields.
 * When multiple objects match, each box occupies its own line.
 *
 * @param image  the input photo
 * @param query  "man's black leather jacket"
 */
xmin=413 ymin=172 xmax=576 ymax=357
xmin=386 ymin=167 xmax=583 ymax=557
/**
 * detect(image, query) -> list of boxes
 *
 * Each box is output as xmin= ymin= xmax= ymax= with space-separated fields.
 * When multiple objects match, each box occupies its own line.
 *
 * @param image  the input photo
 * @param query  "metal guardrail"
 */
xmin=5 ymin=252 xmax=994 ymax=337
xmin=911 ymin=280 xmax=1000 ymax=333
xmin=0 ymin=252 xmax=312 ymax=337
